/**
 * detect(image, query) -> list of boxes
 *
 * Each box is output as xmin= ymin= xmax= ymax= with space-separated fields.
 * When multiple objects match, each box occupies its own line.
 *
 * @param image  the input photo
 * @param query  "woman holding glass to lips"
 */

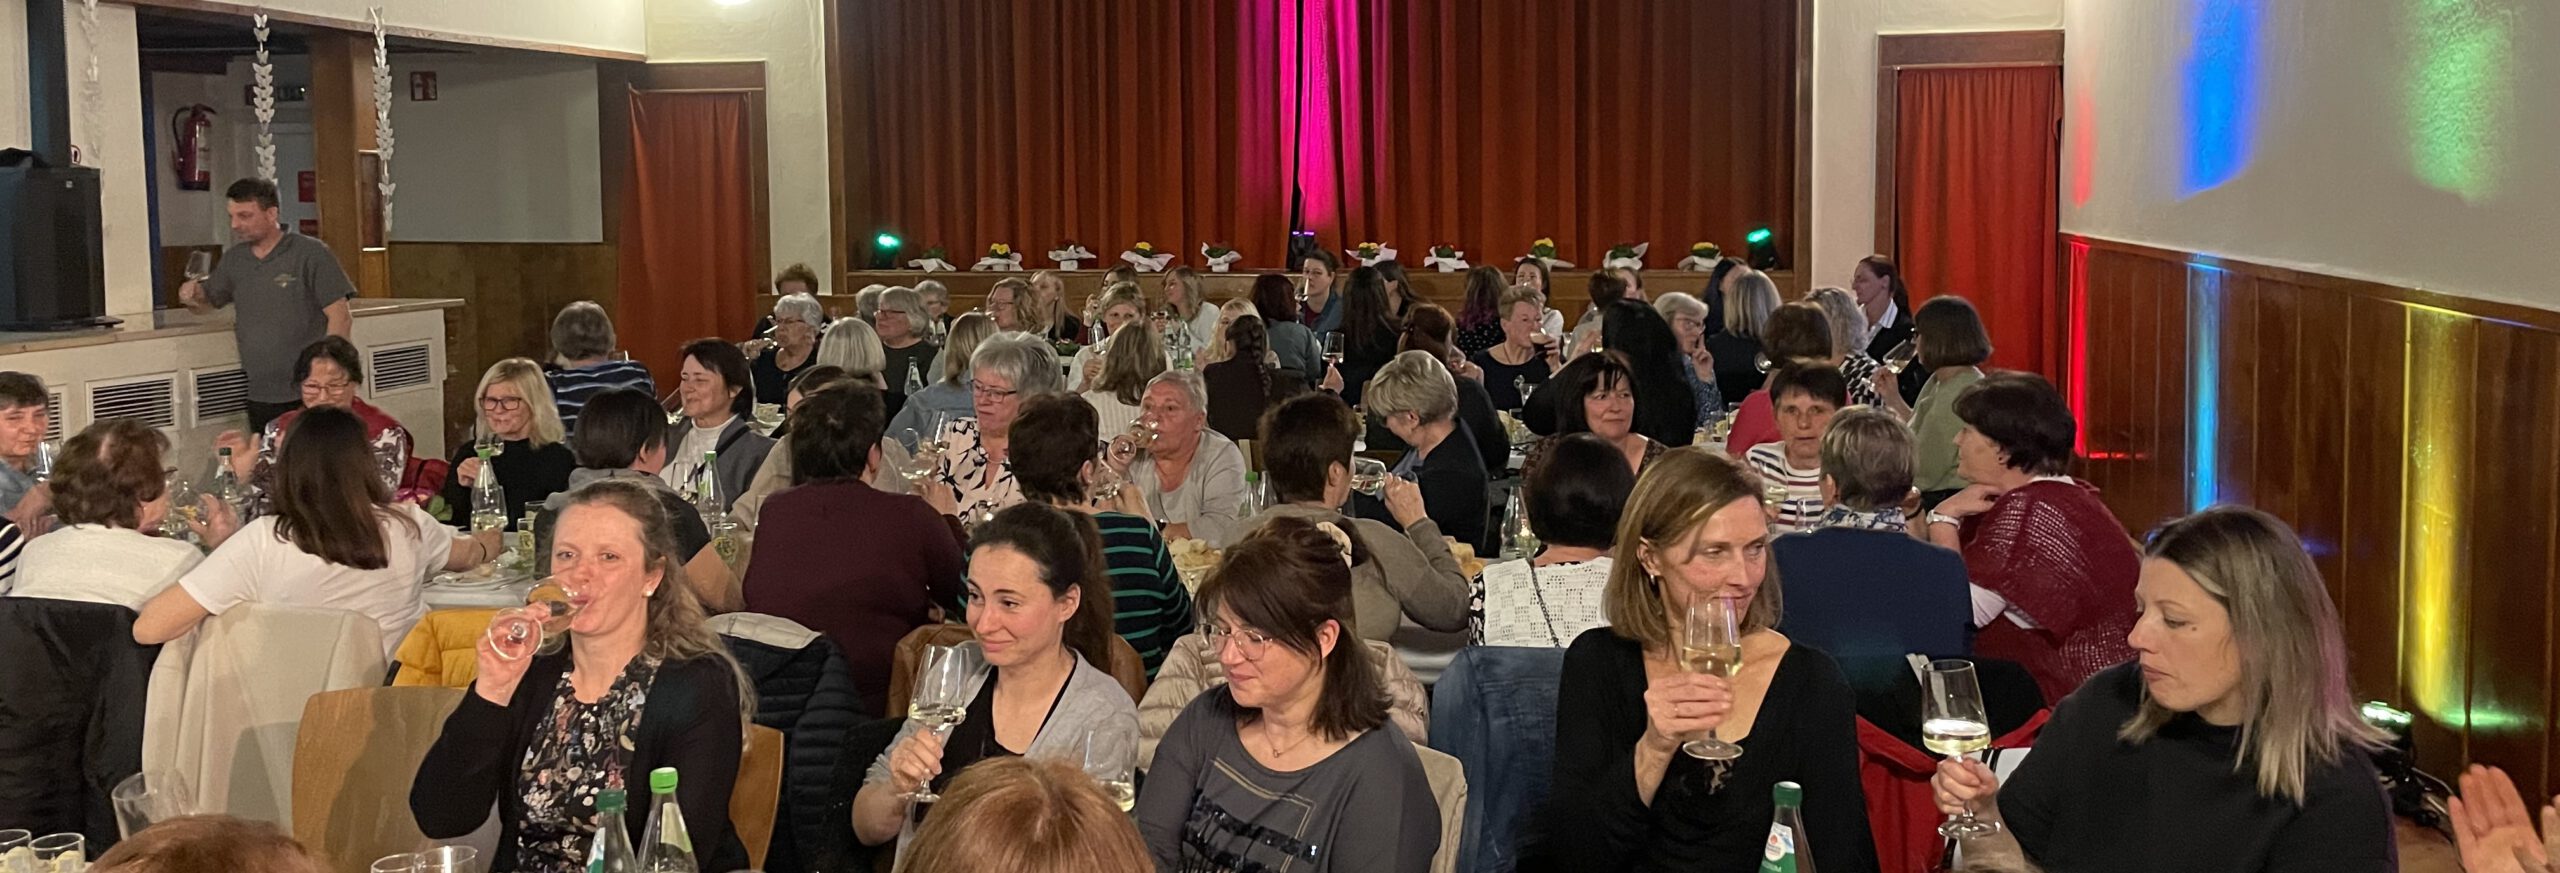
xmin=437 ymin=358 xmax=576 ymax=531
xmin=852 ymin=501 xmax=1135 ymax=849
xmin=1512 ymin=257 xmax=1567 ymax=339
xmin=1114 ymin=370 xmax=1251 ymax=548
xmin=1522 ymin=449 xmax=1872 ymax=873
xmin=1930 ymin=507 xmax=2394 ymax=873
xmin=1069 ymin=283 xmax=1149 ymax=392
xmin=748 ymin=293 xmax=826 ymax=406
xmin=920 ymin=332 xmax=1061 ymax=526
xmin=1133 ymin=515 xmax=1441 ymax=872
xmin=412 ymin=480 xmax=750 ymax=873
xmin=1470 ymin=286 xmax=1565 ymax=412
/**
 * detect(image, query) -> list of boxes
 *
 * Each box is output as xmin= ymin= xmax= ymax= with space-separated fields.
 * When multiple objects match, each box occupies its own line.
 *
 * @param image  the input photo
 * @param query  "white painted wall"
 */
xmin=61 ymin=2 xmax=156 ymax=318
xmin=1806 ymin=0 xmax=2063 ymax=290
xmin=241 ymin=0 xmax=642 ymax=58
xmin=2062 ymin=0 xmax=2560 ymax=312
xmin=150 ymin=58 xmax=317 ymax=247
xmin=645 ymin=0 xmax=830 ymax=291
xmin=387 ymin=53 xmax=602 ymax=242
xmin=0 ymin=0 xmax=26 ymax=151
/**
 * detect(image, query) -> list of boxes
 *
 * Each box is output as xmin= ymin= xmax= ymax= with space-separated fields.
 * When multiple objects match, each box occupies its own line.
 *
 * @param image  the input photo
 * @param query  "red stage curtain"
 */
xmin=1893 ymin=66 xmax=2063 ymax=378
xmin=838 ymin=0 xmax=1797 ymax=271
xmin=619 ymin=90 xmax=759 ymax=386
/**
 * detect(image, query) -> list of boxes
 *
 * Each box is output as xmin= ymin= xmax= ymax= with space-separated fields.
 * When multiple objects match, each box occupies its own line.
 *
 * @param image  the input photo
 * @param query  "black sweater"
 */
xmin=438 ymin=438 xmax=577 ymax=530
xmin=412 ymin=652 xmax=746 ymax=872
xmin=1998 ymin=662 xmax=2396 ymax=873
xmin=1523 ymin=629 xmax=1876 ymax=873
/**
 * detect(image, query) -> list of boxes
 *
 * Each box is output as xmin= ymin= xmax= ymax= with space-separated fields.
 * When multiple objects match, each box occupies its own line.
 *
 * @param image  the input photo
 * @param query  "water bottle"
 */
xmin=905 ymin=359 xmax=926 ymax=395
xmin=470 ymin=446 xmax=508 ymax=534
xmin=585 ymin=789 xmax=640 ymax=873
xmin=208 ymin=447 xmax=247 ymax=513
xmin=638 ymin=767 xmax=698 ymax=873
xmin=694 ymin=452 xmax=738 ymax=565
xmin=1758 ymin=781 xmax=1813 ymax=873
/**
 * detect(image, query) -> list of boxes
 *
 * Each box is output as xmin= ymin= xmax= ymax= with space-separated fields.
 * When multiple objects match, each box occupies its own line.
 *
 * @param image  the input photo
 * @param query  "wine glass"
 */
xmin=903 ymin=645 xmax=976 ymax=803
xmin=29 ymin=439 xmax=57 ymax=483
xmin=160 ymin=467 xmax=200 ymax=540
xmin=1349 ymin=457 xmax=1388 ymax=497
xmin=1088 ymin=444 xmax=1126 ymax=504
xmin=411 ymin=845 xmax=477 ymax=873
xmin=1678 ymin=595 xmax=1745 ymax=761
xmin=1082 ymin=715 xmax=1140 ymax=813
xmin=1753 ymin=352 xmax=1772 ymax=374
xmin=484 ymin=578 xmax=580 ymax=661
xmin=183 ymin=251 xmax=213 ymax=282
xmin=370 ymin=853 xmax=418 ymax=873
xmin=1322 ymin=332 xmax=1345 ymax=366
xmin=111 ymin=770 xmax=196 ymax=839
xmin=1925 ymin=659 xmax=2000 ymax=839
xmin=1881 ymin=339 xmax=1920 ymax=375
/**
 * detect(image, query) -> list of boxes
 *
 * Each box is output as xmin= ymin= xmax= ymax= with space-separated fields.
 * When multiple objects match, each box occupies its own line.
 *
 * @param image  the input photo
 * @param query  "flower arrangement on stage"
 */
xmin=909 ymin=245 xmax=956 ymax=272
xmin=1123 ymin=241 xmax=1174 ymax=272
xmin=1050 ymin=240 xmax=1097 ymax=270
xmin=1350 ymin=242 xmax=1397 ymax=267
xmin=1526 ymin=238 xmax=1574 ymax=269
xmin=1425 ymin=245 xmax=1470 ymax=273
xmin=1602 ymin=242 xmax=1649 ymax=271
xmin=1678 ymin=242 xmax=1722 ymax=272
xmin=973 ymin=242 xmax=1024 ymax=272
xmin=1202 ymin=242 xmax=1243 ymax=273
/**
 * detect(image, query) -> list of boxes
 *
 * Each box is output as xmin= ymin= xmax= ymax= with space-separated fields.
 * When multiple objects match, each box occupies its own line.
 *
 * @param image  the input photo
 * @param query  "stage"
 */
xmin=762 ymin=268 xmax=1801 ymax=324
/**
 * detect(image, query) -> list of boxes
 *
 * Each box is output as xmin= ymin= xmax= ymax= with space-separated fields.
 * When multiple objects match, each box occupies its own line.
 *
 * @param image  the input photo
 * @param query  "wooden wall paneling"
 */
xmin=391 ymin=242 xmax=618 ymax=445
xmin=2149 ymin=255 xmax=2191 ymax=531
xmin=2210 ymin=268 xmax=2259 ymax=510
xmin=2464 ymin=323 xmax=2560 ymax=789
xmin=2403 ymin=302 xmax=2472 ymax=776
xmin=2287 ymin=282 xmax=2355 ymax=599
xmin=2339 ymin=292 xmax=2410 ymax=715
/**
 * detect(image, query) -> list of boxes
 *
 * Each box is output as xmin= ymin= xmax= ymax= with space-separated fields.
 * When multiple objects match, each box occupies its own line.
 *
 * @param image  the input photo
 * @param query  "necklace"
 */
xmin=1260 ymin=720 xmax=1319 ymax=760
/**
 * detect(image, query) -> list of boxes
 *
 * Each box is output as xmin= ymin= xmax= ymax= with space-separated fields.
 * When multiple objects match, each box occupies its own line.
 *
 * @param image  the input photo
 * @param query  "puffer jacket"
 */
xmin=713 ymin=613 xmax=865 ymax=873
xmin=1137 ymin=632 xmax=1429 ymax=771
xmin=391 ymin=608 xmax=497 ymax=688
xmin=0 ymin=597 xmax=159 ymax=849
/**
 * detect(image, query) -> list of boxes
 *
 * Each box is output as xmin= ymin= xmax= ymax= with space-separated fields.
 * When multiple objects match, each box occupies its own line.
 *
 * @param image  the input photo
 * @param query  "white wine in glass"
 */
xmin=1925 ymin=658 xmax=2001 ymax=839
xmin=1881 ymin=339 xmax=1920 ymax=375
xmin=486 ymin=578 xmax=581 ymax=661
xmin=1350 ymin=457 xmax=1388 ymax=497
xmin=1679 ymin=595 xmax=1745 ymax=761
xmin=904 ymin=645 xmax=975 ymax=803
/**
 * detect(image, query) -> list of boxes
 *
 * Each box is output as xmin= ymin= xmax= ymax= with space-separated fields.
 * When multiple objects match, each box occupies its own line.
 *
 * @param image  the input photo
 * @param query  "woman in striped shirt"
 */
xmin=1008 ymin=391 xmax=1196 ymax=678
xmin=1743 ymin=364 xmax=1847 ymax=535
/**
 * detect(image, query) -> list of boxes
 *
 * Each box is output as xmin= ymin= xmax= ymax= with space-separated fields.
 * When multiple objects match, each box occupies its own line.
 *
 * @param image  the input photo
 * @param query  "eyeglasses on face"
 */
xmin=479 ymin=395 xmax=527 ymax=412
xmin=1202 ymin=622 xmax=1277 ymax=660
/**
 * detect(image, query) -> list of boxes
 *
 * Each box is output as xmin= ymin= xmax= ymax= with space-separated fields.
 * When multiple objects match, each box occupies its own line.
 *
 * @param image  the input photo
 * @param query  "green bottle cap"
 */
xmin=650 ymin=767 xmax=679 ymax=793
xmin=597 ymin=788 xmax=627 ymax=813
xmin=1772 ymin=780 xmax=1802 ymax=806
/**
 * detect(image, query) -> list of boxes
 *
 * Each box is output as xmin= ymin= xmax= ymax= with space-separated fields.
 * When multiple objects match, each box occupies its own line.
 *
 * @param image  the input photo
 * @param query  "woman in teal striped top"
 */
xmin=1006 ymin=392 xmax=1197 ymax=677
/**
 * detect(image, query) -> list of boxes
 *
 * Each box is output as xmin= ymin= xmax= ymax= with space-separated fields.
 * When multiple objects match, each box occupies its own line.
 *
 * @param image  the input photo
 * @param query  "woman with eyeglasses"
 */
xmin=218 ymin=336 xmax=415 ymax=520
xmin=1133 ymin=514 xmax=1441 ymax=872
xmin=920 ymin=332 xmax=1063 ymax=525
xmin=748 ymin=293 xmax=827 ymax=406
xmin=436 ymin=358 xmax=576 ymax=532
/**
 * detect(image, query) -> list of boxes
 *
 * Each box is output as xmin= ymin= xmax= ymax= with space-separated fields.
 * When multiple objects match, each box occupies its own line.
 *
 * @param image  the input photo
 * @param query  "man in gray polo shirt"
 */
xmin=178 ymin=177 xmax=357 ymax=432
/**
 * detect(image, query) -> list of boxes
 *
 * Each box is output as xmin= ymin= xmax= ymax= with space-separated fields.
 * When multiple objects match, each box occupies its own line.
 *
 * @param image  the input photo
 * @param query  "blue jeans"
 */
xmin=1428 ymin=646 xmax=1568 ymax=873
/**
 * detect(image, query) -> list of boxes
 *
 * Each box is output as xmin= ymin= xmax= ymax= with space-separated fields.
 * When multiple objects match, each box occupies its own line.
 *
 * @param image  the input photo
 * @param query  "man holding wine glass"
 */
xmin=175 ymin=178 xmax=358 ymax=434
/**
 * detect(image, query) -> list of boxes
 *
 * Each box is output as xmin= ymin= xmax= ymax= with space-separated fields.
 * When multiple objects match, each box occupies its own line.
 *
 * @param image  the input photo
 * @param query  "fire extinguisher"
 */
xmin=172 ymin=104 xmax=216 ymax=191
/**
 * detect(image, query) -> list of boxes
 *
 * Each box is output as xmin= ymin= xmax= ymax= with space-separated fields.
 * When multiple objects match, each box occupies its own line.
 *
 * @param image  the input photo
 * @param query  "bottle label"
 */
xmin=1759 ymin=824 xmax=1796 ymax=871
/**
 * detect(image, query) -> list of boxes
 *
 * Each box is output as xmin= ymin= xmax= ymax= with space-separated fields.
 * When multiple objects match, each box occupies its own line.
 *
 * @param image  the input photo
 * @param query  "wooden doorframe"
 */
xmin=1874 ymin=30 xmax=2064 ymax=262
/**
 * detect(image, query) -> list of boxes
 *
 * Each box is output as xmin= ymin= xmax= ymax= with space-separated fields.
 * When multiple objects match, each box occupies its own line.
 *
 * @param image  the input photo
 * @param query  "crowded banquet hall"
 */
xmin=5 ymin=1 xmax=2557 ymax=872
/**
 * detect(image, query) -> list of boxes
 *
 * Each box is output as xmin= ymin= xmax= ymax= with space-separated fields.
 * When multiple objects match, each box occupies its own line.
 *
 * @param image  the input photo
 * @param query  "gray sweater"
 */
xmin=862 ymin=641 xmax=1135 ymax=786
xmin=1136 ymin=687 xmax=1439 ymax=872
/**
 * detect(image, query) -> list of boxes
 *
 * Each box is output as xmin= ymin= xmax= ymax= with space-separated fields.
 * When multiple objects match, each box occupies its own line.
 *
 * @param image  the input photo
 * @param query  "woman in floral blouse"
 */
xmin=920 ymin=332 xmax=1063 ymax=527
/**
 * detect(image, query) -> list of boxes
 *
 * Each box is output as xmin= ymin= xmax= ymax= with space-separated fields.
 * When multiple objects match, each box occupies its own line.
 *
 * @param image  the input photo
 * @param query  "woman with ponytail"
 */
xmin=1134 ymin=514 xmax=1441 ymax=872
xmin=852 ymin=500 xmax=1136 ymax=848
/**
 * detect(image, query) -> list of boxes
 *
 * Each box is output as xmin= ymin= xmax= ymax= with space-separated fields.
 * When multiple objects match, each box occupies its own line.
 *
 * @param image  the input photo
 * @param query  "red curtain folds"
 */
xmin=619 ymin=90 xmax=759 ymax=387
xmin=1893 ymin=66 xmax=2063 ymax=378
xmin=837 ymin=0 xmax=1797 ymax=270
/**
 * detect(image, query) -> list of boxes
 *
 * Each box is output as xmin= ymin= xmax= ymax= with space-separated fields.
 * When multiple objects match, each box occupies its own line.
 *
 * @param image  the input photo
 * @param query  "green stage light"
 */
xmin=1745 ymin=227 xmax=1773 ymax=245
xmin=876 ymin=233 xmax=901 ymax=249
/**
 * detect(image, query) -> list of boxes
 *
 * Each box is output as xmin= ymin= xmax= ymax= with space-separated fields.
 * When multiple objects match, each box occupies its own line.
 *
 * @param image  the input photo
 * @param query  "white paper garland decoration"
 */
xmin=253 ymin=12 xmax=278 ymax=183
xmin=77 ymin=0 xmax=100 ymax=167
xmin=369 ymin=7 xmax=396 ymax=235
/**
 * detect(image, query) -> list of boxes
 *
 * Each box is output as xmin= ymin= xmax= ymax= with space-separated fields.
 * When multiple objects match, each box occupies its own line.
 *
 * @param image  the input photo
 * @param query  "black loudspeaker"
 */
xmin=0 ymin=163 xmax=112 ymax=331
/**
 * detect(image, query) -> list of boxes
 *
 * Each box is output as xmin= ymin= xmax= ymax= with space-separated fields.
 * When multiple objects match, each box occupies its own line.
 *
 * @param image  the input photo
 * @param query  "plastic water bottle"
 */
xmin=638 ymin=767 xmax=698 ymax=873
xmin=585 ymin=789 xmax=639 ymax=873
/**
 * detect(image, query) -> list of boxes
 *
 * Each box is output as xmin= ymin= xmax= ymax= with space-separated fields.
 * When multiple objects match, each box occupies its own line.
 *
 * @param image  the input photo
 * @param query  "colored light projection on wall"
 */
xmin=2184 ymin=263 xmax=2224 ymax=510
xmin=2177 ymin=0 xmax=2264 ymax=197
xmin=2404 ymin=0 xmax=2518 ymax=203
xmin=2398 ymin=304 xmax=2479 ymax=730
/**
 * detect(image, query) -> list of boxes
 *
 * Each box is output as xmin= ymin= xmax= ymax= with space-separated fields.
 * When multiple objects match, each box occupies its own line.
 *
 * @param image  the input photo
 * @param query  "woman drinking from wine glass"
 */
xmin=1471 ymin=286 xmax=1565 ymax=412
xmin=437 ymin=358 xmax=576 ymax=532
xmin=136 ymin=406 xmax=498 ymax=660
xmin=852 ymin=501 xmax=1135 ymax=849
xmin=920 ymin=333 xmax=1062 ymax=526
xmin=740 ymin=381 xmax=964 ymax=716
xmin=413 ymin=479 xmax=751 ymax=873
xmin=1133 ymin=515 xmax=1441 ymax=871
xmin=1008 ymin=393 xmax=1194 ymax=678
xmin=1115 ymin=371 xmax=1251 ymax=548
xmin=1522 ymin=448 xmax=1873 ymax=873
xmin=1931 ymin=506 xmax=2394 ymax=873
xmin=1877 ymin=295 xmax=1992 ymax=507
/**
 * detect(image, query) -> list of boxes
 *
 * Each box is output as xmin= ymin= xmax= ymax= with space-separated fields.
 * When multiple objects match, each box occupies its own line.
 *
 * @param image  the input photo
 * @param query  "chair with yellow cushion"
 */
xmin=390 ymin=609 xmax=497 ymax=689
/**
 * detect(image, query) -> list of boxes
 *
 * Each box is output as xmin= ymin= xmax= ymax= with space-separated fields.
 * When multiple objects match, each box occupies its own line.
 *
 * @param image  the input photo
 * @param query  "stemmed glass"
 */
xmin=160 ymin=467 xmax=200 ymax=541
xmin=1881 ymin=339 xmax=1920 ymax=375
xmin=1082 ymin=714 xmax=1140 ymax=813
xmin=908 ymin=412 xmax=951 ymax=484
xmin=1678 ymin=595 xmax=1745 ymax=761
xmin=903 ymin=645 xmax=975 ymax=803
xmin=1322 ymin=332 xmax=1345 ymax=368
xmin=484 ymin=578 xmax=580 ymax=661
xmin=183 ymin=251 xmax=213 ymax=283
xmin=1349 ymin=457 xmax=1388 ymax=498
xmin=29 ymin=439 xmax=57 ymax=483
xmin=1088 ymin=445 xmax=1127 ymax=505
xmin=1925 ymin=659 xmax=2000 ymax=839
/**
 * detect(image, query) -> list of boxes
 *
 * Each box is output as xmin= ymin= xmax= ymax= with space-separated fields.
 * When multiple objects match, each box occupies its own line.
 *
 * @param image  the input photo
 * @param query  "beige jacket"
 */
xmin=1252 ymin=505 xmax=1472 ymax=647
xmin=1137 ymin=632 xmax=1430 ymax=771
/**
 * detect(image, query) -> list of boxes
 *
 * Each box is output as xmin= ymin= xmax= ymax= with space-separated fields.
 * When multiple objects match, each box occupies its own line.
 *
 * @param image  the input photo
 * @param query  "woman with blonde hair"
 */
xmin=1084 ymin=315 xmax=1168 ymax=440
xmin=1070 ymin=283 xmax=1150 ymax=391
xmin=438 ymin=357 xmax=576 ymax=531
xmin=1703 ymin=269 xmax=1781 ymax=406
xmin=415 ymin=479 xmax=753 ymax=871
xmin=902 ymin=757 xmax=1152 ymax=873
xmin=1029 ymin=269 xmax=1083 ymax=343
xmin=1197 ymin=297 xmax=1260 ymax=366
xmin=816 ymin=316 xmax=888 ymax=386
xmin=1524 ymin=448 xmax=1873 ymax=873
xmin=1933 ymin=506 xmax=2393 ymax=872
xmin=890 ymin=311 xmax=993 ymax=450
xmin=1161 ymin=266 xmax=1220 ymax=350
xmin=1806 ymin=286 xmax=1885 ymax=407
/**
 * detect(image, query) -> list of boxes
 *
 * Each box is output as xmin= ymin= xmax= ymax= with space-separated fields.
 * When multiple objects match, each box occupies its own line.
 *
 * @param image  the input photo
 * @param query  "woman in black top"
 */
xmin=441 ymin=358 xmax=578 ymax=530
xmin=1332 ymin=266 xmax=1403 ymax=409
xmin=874 ymin=287 xmax=941 ymax=415
xmin=749 ymin=293 xmax=825 ymax=406
xmin=1523 ymin=449 xmax=1874 ymax=873
xmin=1933 ymin=506 xmax=2395 ymax=873
xmin=1597 ymin=300 xmax=1697 ymax=448
xmin=1454 ymin=265 xmax=1510 ymax=355
xmin=1202 ymin=314 xmax=1298 ymax=440
xmin=1471 ymin=286 xmax=1562 ymax=411
xmin=1358 ymin=349 xmax=1490 ymax=554
xmin=1703 ymin=269 xmax=1780 ymax=407
xmin=413 ymin=480 xmax=749 ymax=873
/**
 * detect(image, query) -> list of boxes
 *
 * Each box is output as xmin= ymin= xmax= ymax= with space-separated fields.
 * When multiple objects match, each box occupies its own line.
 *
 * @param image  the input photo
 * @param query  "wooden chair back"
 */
xmin=730 ymin=724 xmax=785 ymax=869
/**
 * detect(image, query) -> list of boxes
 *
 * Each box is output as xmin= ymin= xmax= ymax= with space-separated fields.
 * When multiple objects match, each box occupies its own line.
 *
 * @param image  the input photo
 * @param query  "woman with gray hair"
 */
xmin=1358 ymin=349 xmax=1489 ymax=554
xmin=920 ymin=331 xmax=1063 ymax=525
xmin=1808 ymin=286 xmax=1885 ymax=407
xmin=1651 ymin=290 xmax=1722 ymax=424
xmin=545 ymin=300 xmax=656 ymax=432
xmin=814 ymin=317 xmax=887 ymax=386
xmin=877 ymin=286 xmax=941 ymax=414
xmin=853 ymin=284 xmax=886 ymax=323
xmin=888 ymin=312 xmax=992 ymax=451
xmin=1703 ymin=268 xmax=1780 ymax=406
xmin=750 ymin=292 xmax=827 ymax=405
xmin=1112 ymin=369 xmax=1250 ymax=548
xmin=1769 ymin=406 xmax=1971 ymax=662
xmin=914 ymin=279 xmax=954 ymax=337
